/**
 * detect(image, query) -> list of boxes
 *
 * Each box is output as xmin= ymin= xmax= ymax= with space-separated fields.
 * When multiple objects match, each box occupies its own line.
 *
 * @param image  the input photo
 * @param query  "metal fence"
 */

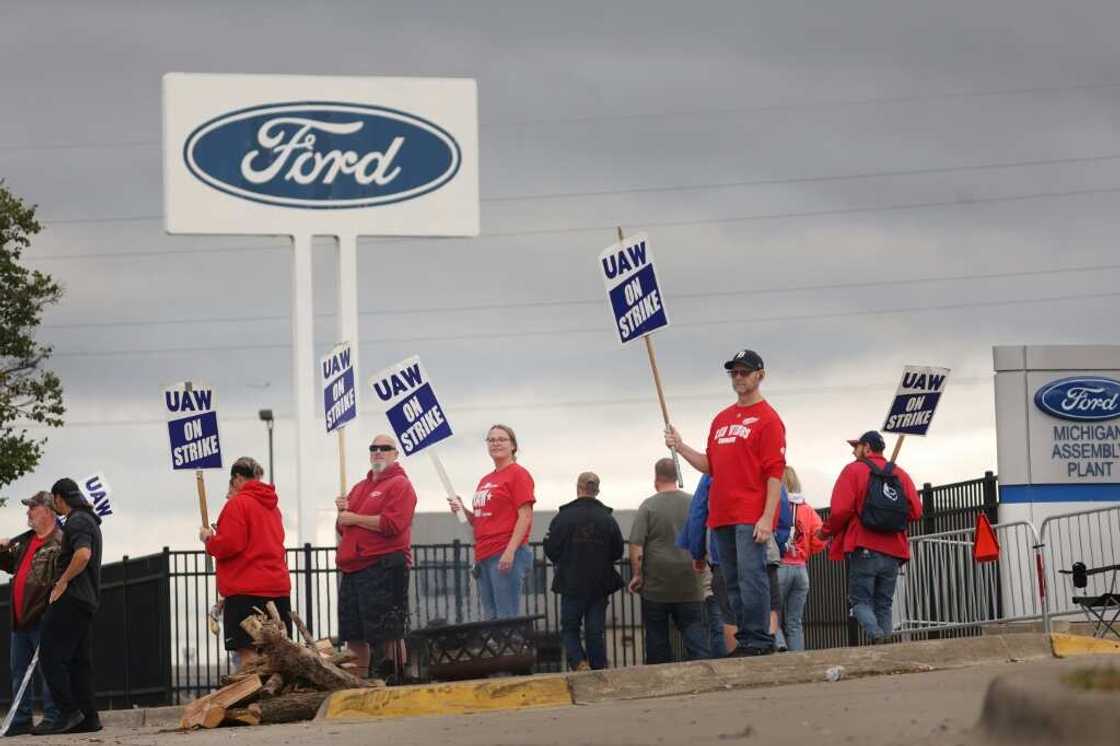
xmin=1037 ymin=504 xmax=1120 ymax=625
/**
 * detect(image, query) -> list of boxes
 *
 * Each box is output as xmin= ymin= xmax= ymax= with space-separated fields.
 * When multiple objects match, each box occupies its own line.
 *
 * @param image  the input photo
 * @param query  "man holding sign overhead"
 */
xmin=335 ymin=434 xmax=416 ymax=680
xmin=665 ymin=349 xmax=786 ymax=657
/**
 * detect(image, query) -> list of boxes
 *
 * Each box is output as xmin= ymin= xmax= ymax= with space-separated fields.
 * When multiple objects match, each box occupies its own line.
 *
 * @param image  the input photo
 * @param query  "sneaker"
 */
xmin=726 ymin=645 xmax=774 ymax=658
xmin=574 ymin=661 xmax=591 ymax=672
xmin=31 ymin=710 xmax=83 ymax=736
xmin=69 ymin=716 xmax=103 ymax=734
xmin=3 ymin=722 xmax=34 ymax=737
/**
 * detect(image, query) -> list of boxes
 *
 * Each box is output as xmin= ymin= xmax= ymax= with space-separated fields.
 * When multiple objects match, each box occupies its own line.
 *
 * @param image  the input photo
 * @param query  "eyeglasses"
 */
xmin=727 ymin=368 xmax=758 ymax=378
xmin=485 ymin=437 xmax=511 ymax=444
xmin=369 ymin=444 xmax=396 ymax=453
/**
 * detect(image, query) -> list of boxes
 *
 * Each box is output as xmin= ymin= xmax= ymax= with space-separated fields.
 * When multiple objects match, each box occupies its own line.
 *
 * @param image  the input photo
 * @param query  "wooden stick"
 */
xmin=889 ymin=435 xmax=905 ymax=464
xmin=196 ymin=470 xmax=209 ymax=528
xmin=430 ymin=450 xmax=467 ymax=524
xmin=618 ymin=225 xmax=684 ymax=488
xmin=290 ymin=610 xmax=316 ymax=649
xmin=338 ymin=427 xmax=347 ymax=496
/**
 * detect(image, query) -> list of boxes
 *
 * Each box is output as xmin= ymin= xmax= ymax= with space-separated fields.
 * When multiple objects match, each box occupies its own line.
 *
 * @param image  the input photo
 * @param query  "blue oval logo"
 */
xmin=183 ymin=101 xmax=461 ymax=209
xmin=1033 ymin=376 xmax=1120 ymax=422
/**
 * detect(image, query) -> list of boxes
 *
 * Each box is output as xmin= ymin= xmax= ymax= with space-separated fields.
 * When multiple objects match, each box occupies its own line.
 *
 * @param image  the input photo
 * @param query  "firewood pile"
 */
xmin=179 ymin=602 xmax=382 ymax=729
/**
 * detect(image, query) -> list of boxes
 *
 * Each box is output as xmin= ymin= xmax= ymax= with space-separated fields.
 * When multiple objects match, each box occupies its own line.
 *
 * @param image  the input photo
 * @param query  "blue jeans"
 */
xmin=642 ymin=599 xmax=710 ymax=664
xmin=477 ymin=545 xmax=533 ymax=620
xmin=704 ymin=594 xmax=727 ymax=658
xmin=9 ymin=627 xmax=59 ymax=727
xmin=560 ymin=595 xmax=608 ymax=669
xmin=713 ymin=524 xmax=774 ymax=651
xmin=777 ymin=564 xmax=810 ymax=651
xmin=848 ymin=548 xmax=900 ymax=639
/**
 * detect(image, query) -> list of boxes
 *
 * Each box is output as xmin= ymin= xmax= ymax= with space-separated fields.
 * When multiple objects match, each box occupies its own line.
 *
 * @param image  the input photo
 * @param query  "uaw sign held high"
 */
xmin=164 ymin=382 xmax=222 ymax=470
xmin=884 ymin=366 xmax=951 ymax=436
xmin=322 ymin=342 xmax=357 ymax=433
xmin=370 ymin=356 xmax=452 ymax=456
xmin=599 ymin=232 xmax=669 ymax=344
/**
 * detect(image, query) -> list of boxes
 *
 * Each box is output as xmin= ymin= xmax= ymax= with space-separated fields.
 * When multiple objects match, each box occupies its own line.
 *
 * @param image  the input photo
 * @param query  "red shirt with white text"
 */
xmin=472 ymin=463 xmax=535 ymax=561
xmin=706 ymin=400 xmax=787 ymax=528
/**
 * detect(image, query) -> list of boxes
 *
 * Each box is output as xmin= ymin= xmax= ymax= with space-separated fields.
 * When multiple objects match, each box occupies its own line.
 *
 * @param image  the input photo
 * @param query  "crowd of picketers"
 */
xmin=1 ymin=346 xmax=925 ymax=734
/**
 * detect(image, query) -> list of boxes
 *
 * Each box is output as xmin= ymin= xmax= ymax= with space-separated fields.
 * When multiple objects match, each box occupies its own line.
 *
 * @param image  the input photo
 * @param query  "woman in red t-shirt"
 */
xmin=452 ymin=424 xmax=535 ymax=619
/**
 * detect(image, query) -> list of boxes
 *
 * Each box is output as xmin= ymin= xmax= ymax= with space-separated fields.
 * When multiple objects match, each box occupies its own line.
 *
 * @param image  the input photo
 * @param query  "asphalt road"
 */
xmin=14 ymin=656 xmax=1116 ymax=746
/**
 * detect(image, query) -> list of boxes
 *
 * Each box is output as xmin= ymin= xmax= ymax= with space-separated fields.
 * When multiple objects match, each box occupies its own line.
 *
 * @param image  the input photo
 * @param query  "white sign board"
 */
xmin=368 ymin=356 xmax=452 ymax=456
xmin=164 ymin=381 xmax=223 ymax=470
xmin=882 ymin=366 xmax=950 ymax=436
xmin=163 ymin=73 xmax=479 ymax=236
xmin=597 ymin=232 xmax=669 ymax=344
xmin=321 ymin=342 xmax=357 ymax=433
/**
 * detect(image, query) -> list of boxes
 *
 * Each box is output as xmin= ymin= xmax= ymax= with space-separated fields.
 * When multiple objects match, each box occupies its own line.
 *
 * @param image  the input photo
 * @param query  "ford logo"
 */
xmin=1034 ymin=376 xmax=1120 ymax=422
xmin=183 ymin=102 xmax=461 ymax=209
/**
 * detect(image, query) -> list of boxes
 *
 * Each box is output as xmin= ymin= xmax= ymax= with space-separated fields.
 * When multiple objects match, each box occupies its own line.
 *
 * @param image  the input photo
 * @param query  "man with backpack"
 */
xmin=819 ymin=431 xmax=923 ymax=643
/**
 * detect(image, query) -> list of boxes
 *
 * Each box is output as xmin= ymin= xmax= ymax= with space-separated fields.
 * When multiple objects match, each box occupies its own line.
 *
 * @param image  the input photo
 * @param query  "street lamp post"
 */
xmin=258 ymin=409 xmax=275 ymax=484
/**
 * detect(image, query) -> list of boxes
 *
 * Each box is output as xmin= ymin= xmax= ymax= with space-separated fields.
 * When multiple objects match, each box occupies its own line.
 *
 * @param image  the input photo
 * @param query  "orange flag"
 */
xmin=973 ymin=512 xmax=1000 ymax=563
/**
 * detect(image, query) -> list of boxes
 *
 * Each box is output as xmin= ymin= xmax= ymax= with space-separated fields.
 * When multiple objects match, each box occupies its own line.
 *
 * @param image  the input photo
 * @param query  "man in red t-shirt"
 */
xmin=335 ymin=433 xmax=417 ymax=679
xmin=666 ymin=348 xmax=786 ymax=656
xmin=819 ymin=431 xmax=923 ymax=642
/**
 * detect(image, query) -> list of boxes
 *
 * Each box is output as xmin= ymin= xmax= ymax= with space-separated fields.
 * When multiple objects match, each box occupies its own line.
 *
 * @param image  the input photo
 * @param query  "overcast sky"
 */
xmin=2 ymin=1 xmax=1118 ymax=559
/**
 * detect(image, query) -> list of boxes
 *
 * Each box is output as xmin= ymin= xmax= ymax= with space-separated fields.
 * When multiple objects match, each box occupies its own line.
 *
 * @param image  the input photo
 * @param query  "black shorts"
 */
xmin=767 ymin=565 xmax=781 ymax=613
xmin=223 ymin=595 xmax=292 ymax=652
xmin=338 ymin=552 xmax=410 ymax=644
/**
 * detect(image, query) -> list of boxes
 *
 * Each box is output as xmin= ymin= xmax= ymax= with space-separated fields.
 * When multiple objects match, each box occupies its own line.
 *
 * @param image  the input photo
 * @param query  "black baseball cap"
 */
xmin=846 ymin=430 xmax=886 ymax=452
xmin=723 ymin=349 xmax=764 ymax=371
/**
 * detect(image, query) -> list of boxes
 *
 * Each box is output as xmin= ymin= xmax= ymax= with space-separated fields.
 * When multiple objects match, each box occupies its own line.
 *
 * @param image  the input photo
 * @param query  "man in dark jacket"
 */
xmin=35 ymin=478 xmax=103 ymax=736
xmin=543 ymin=472 xmax=624 ymax=671
xmin=0 ymin=492 xmax=63 ymax=735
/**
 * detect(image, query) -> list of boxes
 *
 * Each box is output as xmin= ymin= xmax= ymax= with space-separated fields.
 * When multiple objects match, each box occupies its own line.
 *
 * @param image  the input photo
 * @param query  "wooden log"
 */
xmin=223 ymin=703 xmax=262 ymax=726
xmin=255 ymin=691 xmax=333 ymax=724
xmin=260 ymin=673 xmax=285 ymax=699
xmin=265 ymin=601 xmax=284 ymax=626
xmin=252 ymin=620 xmax=369 ymax=691
xmin=179 ymin=676 xmax=262 ymax=730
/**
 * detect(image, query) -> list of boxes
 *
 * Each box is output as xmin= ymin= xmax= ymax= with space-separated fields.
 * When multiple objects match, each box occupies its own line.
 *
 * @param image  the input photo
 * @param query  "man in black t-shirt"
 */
xmin=34 ymin=478 xmax=103 ymax=736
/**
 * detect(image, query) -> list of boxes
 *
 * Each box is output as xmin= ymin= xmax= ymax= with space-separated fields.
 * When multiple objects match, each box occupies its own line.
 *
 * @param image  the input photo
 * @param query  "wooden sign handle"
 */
xmin=196 ymin=470 xmax=209 ymax=528
xmin=889 ymin=435 xmax=905 ymax=464
xmin=429 ymin=450 xmax=467 ymax=524
xmin=338 ymin=427 xmax=347 ymax=497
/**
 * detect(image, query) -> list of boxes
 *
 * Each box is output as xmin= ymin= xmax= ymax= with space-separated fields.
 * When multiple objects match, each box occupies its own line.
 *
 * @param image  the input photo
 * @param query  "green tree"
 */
xmin=0 ymin=180 xmax=64 ymax=495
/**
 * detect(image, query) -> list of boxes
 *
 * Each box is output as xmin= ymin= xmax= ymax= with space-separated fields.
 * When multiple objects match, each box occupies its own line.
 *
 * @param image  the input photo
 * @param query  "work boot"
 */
xmin=31 ymin=710 xmax=83 ymax=735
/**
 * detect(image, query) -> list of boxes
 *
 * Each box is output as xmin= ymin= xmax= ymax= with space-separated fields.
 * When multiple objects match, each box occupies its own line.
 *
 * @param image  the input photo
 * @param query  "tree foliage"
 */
xmin=0 ymin=180 xmax=64 ymax=490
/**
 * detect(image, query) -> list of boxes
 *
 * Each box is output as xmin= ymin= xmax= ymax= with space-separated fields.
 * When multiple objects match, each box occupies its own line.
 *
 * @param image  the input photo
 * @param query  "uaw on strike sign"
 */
xmin=883 ymin=366 xmax=951 ymax=436
xmin=321 ymin=342 xmax=357 ymax=433
xmin=369 ymin=356 xmax=452 ymax=456
xmin=164 ymin=382 xmax=222 ymax=469
xmin=598 ymin=232 xmax=669 ymax=344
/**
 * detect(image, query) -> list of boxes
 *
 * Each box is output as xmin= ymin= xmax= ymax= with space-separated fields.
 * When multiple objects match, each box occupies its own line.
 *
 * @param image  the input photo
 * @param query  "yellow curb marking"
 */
xmin=320 ymin=677 xmax=573 ymax=720
xmin=1050 ymin=632 xmax=1120 ymax=658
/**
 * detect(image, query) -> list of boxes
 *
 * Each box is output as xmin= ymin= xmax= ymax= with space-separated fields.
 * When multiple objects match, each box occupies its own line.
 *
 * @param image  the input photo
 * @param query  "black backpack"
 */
xmin=858 ymin=459 xmax=910 ymax=533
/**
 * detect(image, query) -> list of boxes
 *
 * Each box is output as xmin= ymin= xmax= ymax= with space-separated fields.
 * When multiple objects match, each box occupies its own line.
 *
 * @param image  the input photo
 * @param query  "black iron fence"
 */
xmin=0 ymin=471 xmax=998 ymax=708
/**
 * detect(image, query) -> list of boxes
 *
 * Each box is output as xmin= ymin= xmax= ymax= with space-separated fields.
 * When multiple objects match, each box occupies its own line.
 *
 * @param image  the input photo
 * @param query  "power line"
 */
xmin=44 ymin=288 xmax=1119 ymax=358
xmin=34 ymin=151 xmax=1120 ymax=227
xmin=16 ymin=377 xmax=993 ymax=429
xmin=38 ymin=261 xmax=1120 ymax=331
xmin=8 ymin=77 xmax=1120 ymax=153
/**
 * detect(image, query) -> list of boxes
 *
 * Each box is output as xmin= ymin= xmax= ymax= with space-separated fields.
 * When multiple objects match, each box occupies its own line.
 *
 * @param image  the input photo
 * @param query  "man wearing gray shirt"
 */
xmin=628 ymin=459 xmax=710 ymax=663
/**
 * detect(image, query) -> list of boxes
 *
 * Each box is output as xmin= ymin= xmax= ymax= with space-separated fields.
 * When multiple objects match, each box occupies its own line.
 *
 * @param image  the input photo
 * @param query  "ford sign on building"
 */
xmin=163 ymin=74 xmax=478 ymax=236
xmin=994 ymin=346 xmax=1120 ymax=524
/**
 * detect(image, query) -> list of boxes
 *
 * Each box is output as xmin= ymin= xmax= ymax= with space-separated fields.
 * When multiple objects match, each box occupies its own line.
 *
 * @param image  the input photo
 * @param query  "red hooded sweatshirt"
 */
xmin=337 ymin=462 xmax=417 ymax=573
xmin=205 ymin=480 xmax=291 ymax=598
xmin=821 ymin=455 xmax=923 ymax=562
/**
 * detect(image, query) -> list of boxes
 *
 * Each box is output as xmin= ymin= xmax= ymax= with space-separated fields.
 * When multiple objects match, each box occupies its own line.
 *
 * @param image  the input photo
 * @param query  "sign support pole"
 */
xmin=429 ymin=450 xmax=468 ymax=524
xmin=337 ymin=233 xmax=360 ymax=502
xmin=617 ymin=226 xmax=684 ymax=487
xmin=293 ymin=234 xmax=316 ymax=545
xmin=196 ymin=470 xmax=209 ymax=527
xmin=889 ymin=435 xmax=905 ymax=464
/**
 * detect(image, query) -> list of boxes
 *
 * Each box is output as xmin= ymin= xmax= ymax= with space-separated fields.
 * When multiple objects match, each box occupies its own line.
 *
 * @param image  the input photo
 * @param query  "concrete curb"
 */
xmin=981 ymin=665 xmax=1120 ymax=744
xmin=99 ymin=704 xmax=182 ymax=730
xmin=1050 ymin=632 xmax=1120 ymax=657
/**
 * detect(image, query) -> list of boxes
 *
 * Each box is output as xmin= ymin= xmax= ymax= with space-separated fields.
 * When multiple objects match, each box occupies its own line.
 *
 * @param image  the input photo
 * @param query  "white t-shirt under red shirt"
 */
xmin=472 ymin=462 xmax=536 ymax=561
xmin=705 ymin=399 xmax=787 ymax=528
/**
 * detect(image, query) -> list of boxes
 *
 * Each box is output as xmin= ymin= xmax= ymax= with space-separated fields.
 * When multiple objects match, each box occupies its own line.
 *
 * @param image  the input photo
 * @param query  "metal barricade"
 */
xmin=895 ymin=521 xmax=1044 ymax=636
xmin=1037 ymin=504 xmax=1120 ymax=626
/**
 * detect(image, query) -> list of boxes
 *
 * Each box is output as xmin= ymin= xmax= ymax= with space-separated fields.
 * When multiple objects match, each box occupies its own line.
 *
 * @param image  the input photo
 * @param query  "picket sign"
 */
xmin=369 ymin=355 xmax=466 ymax=523
xmin=80 ymin=472 xmax=113 ymax=518
xmin=600 ymin=227 xmax=683 ymax=486
xmin=164 ymin=380 xmax=223 ymax=528
xmin=321 ymin=341 xmax=358 ymax=499
xmin=882 ymin=365 xmax=952 ymax=461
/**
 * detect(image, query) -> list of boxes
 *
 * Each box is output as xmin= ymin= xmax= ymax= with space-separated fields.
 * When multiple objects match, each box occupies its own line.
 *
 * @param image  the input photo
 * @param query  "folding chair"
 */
xmin=1060 ymin=562 xmax=1120 ymax=640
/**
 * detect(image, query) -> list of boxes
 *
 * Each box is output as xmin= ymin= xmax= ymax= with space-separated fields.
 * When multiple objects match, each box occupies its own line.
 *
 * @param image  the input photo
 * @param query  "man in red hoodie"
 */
xmin=335 ymin=434 xmax=417 ymax=680
xmin=200 ymin=457 xmax=291 ymax=671
xmin=819 ymin=431 xmax=923 ymax=643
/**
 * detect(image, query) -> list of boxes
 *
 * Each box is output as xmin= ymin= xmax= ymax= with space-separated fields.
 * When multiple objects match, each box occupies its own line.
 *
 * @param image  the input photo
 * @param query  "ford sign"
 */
xmin=183 ymin=102 xmax=461 ymax=209
xmin=1034 ymin=376 xmax=1120 ymax=422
